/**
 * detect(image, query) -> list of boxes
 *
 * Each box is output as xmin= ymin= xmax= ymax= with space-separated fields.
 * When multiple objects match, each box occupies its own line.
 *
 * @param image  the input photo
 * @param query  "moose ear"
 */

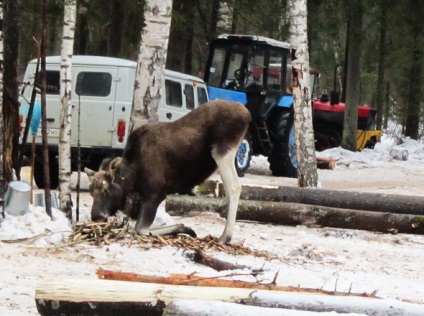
xmin=109 ymin=157 xmax=122 ymax=179
xmin=84 ymin=167 xmax=96 ymax=183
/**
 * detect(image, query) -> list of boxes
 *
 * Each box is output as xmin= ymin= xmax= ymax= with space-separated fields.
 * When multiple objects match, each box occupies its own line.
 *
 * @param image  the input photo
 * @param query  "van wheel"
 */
xmin=235 ymin=134 xmax=252 ymax=177
xmin=34 ymin=155 xmax=59 ymax=190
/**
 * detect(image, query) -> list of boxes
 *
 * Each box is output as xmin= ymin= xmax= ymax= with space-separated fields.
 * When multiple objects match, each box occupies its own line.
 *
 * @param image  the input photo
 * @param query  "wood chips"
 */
xmin=68 ymin=219 xmax=277 ymax=260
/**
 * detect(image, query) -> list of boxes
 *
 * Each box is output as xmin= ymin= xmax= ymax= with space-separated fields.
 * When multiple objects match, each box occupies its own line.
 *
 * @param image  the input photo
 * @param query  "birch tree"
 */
xmin=130 ymin=0 xmax=173 ymax=129
xmin=288 ymin=0 xmax=318 ymax=188
xmin=58 ymin=0 xmax=76 ymax=218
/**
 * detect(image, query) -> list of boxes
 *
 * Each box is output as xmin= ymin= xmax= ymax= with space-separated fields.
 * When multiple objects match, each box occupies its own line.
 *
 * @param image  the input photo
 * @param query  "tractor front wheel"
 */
xmin=267 ymin=109 xmax=297 ymax=178
xmin=235 ymin=134 xmax=252 ymax=177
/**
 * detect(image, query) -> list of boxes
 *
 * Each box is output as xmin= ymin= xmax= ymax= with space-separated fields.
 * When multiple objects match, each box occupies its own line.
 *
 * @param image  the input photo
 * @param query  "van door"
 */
xmin=159 ymin=79 xmax=194 ymax=122
xmin=72 ymin=68 xmax=119 ymax=147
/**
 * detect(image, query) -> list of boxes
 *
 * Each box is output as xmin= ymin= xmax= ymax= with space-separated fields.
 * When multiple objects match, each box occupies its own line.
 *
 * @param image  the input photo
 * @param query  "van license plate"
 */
xmin=37 ymin=128 xmax=60 ymax=138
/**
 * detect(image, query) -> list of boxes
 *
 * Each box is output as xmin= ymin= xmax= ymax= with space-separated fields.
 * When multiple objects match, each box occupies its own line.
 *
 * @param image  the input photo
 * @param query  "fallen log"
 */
xmin=185 ymin=249 xmax=251 ymax=271
xmin=97 ymin=269 xmax=288 ymax=292
xmin=239 ymin=185 xmax=424 ymax=215
xmin=35 ymin=278 xmax=424 ymax=316
xmin=166 ymin=195 xmax=424 ymax=234
xmin=316 ymin=157 xmax=336 ymax=170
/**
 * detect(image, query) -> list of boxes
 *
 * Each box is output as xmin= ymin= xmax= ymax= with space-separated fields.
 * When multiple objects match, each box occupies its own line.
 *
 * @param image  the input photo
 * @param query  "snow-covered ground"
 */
xmin=1 ymin=135 xmax=424 ymax=315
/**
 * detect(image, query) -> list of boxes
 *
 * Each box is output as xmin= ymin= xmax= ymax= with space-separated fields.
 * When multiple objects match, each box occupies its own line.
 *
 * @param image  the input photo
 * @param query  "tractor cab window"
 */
xmin=208 ymin=43 xmax=267 ymax=91
xmin=268 ymin=48 xmax=285 ymax=91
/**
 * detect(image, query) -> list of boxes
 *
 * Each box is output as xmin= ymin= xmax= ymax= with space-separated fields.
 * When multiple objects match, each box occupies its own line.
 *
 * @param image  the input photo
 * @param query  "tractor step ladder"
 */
xmin=255 ymin=120 xmax=272 ymax=154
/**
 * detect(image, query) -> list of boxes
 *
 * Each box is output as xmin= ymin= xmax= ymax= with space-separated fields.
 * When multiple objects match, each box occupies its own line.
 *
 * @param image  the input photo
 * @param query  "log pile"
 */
xmin=173 ymin=182 xmax=424 ymax=235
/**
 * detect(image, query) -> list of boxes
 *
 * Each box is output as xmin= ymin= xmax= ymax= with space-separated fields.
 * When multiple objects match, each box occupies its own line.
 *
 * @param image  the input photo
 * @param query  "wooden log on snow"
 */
xmin=166 ymin=195 xmax=424 ymax=234
xmin=239 ymin=185 xmax=424 ymax=215
xmin=316 ymin=157 xmax=336 ymax=170
xmin=35 ymin=278 xmax=424 ymax=316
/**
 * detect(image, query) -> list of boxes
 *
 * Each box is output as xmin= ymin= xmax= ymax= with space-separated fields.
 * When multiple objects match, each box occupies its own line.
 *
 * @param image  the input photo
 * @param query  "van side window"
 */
xmin=75 ymin=72 xmax=112 ymax=97
xmin=165 ymin=79 xmax=182 ymax=107
xmin=184 ymin=84 xmax=194 ymax=110
xmin=35 ymin=71 xmax=60 ymax=95
xmin=197 ymin=87 xmax=208 ymax=105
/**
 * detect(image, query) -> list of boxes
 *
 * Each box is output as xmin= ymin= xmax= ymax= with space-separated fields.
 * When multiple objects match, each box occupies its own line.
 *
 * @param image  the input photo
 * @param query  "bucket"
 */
xmin=34 ymin=192 xmax=59 ymax=209
xmin=4 ymin=181 xmax=31 ymax=216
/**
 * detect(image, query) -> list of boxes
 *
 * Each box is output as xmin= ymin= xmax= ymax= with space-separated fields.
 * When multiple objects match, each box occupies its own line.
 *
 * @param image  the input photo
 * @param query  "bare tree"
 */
xmin=58 ymin=0 xmax=77 ymax=218
xmin=3 ymin=0 xmax=19 ymax=184
xmin=40 ymin=0 xmax=52 ymax=218
xmin=342 ymin=0 xmax=363 ymax=151
xmin=130 ymin=0 xmax=173 ymax=129
xmin=0 ymin=0 xmax=4 ymax=216
xmin=288 ymin=0 xmax=318 ymax=188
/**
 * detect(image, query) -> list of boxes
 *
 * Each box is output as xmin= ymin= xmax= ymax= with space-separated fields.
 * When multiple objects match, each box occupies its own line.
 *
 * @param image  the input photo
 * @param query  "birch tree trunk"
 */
xmin=287 ymin=0 xmax=318 ymax=188
xmin=0 ymin=1 xmax=4 ymax=216
xmin=217 ymin=2 xmax=233 ymax=34
xmin=58 ymin=0 xmax=76 ymax=218
xmin=130 ymin=0 xmax=173 ymax=130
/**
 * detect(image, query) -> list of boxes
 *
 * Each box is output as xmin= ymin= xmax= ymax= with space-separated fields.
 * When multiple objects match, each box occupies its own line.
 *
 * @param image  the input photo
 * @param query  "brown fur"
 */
xmin=86 ymin=100 xmax=251 ymax=242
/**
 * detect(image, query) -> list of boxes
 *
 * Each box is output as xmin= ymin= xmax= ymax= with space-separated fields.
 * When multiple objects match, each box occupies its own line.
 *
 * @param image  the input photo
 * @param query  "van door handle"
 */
xmin=166 ymin=113 xmax=172 ymax=119
xmin=47 ymin=118 xmax=55 ymax=122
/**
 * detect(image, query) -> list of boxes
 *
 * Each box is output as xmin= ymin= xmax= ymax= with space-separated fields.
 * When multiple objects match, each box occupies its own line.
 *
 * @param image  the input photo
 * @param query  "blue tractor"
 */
xmin=204 ymin=34 xmax=297 ymax=177
xmin=204 ymin=34 xmax=381 ymax=177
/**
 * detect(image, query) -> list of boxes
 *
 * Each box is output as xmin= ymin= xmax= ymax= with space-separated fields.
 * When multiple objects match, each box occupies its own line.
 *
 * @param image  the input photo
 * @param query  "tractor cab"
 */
xmin=205 ymin=35 xmax=293 ymax=120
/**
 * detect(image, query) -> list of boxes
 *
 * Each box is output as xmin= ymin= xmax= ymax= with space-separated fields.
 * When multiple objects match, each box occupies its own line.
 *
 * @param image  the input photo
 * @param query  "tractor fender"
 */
xmin=277 ymin=95 xmax=294 ymax=108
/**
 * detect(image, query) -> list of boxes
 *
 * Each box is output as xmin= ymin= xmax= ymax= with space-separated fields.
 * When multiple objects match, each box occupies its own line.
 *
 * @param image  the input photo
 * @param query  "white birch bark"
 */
xmin=217 ymin=2 xmax=233 ymax=33
xmin=288 ymin=0 xmax=318 ymax=188
xmin=130 ymin=0 xmax=173 ymax=130
xmin=58 ymin=0 xmax=76 ymax=217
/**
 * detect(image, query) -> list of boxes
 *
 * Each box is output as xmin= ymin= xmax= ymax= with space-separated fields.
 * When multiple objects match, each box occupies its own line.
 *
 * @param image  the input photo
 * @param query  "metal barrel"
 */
xmin=4 ymin=181 xmax=31 ymax=216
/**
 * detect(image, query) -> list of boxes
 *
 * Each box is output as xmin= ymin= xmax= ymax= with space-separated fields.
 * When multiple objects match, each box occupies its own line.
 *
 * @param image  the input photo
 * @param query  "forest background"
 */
xmin=16 ymin=0 xmax=423 ymax=141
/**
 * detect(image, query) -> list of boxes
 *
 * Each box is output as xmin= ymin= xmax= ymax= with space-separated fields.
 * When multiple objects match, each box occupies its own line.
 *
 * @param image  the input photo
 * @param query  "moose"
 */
xmin=85 ymin=100 xmax=251 ymax=243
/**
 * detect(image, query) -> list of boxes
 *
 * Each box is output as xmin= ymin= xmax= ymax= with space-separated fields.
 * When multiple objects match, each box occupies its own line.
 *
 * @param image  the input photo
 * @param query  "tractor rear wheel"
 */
xmin=267 ymin=109 xmax=297 ymax=178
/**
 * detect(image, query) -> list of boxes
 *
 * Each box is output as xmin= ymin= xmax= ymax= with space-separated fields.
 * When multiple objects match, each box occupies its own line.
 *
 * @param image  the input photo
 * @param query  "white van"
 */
xmin=19 ymin=56 xmax=209 ymax=188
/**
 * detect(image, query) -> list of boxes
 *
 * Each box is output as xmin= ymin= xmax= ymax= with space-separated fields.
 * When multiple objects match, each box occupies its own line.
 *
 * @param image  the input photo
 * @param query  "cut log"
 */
xmin=164 ymin=300 xmax=343 ymax=316
xmin=239 ymin=185 xmax=424 ymax=215
xmin=166 ymin=195 xmax=424 ymax=234
xmin=35 ymin=278 xmax=424 ymax=316
xmin=316 ymin=157 xmax=336 ymax=170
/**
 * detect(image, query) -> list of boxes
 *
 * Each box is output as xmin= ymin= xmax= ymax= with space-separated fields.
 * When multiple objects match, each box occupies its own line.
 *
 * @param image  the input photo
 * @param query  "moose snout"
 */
xmin=91 ymin=212 xmax=108 ymax=222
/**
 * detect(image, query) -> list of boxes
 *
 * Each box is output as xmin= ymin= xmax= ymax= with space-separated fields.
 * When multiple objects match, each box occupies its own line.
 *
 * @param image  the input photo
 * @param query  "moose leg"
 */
xmin=134 ymin=193 xmax=196 ymax=237
xmin=212 ymin=146 xmax=242 ymax=244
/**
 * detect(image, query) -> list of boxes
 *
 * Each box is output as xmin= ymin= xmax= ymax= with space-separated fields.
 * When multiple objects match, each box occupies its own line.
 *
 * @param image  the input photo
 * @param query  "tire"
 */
xmin=235 ymin=134 xmax=252 ymax=177
xmin=267 ymin=109 xmax=298 ymax=178
xmin=34 ymin=154 xmax=59 ymax=189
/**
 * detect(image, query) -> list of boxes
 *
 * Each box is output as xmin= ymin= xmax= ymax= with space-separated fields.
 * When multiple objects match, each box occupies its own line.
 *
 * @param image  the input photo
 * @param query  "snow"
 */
xmin=1 ymin=134 xmax=424 ymax=315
